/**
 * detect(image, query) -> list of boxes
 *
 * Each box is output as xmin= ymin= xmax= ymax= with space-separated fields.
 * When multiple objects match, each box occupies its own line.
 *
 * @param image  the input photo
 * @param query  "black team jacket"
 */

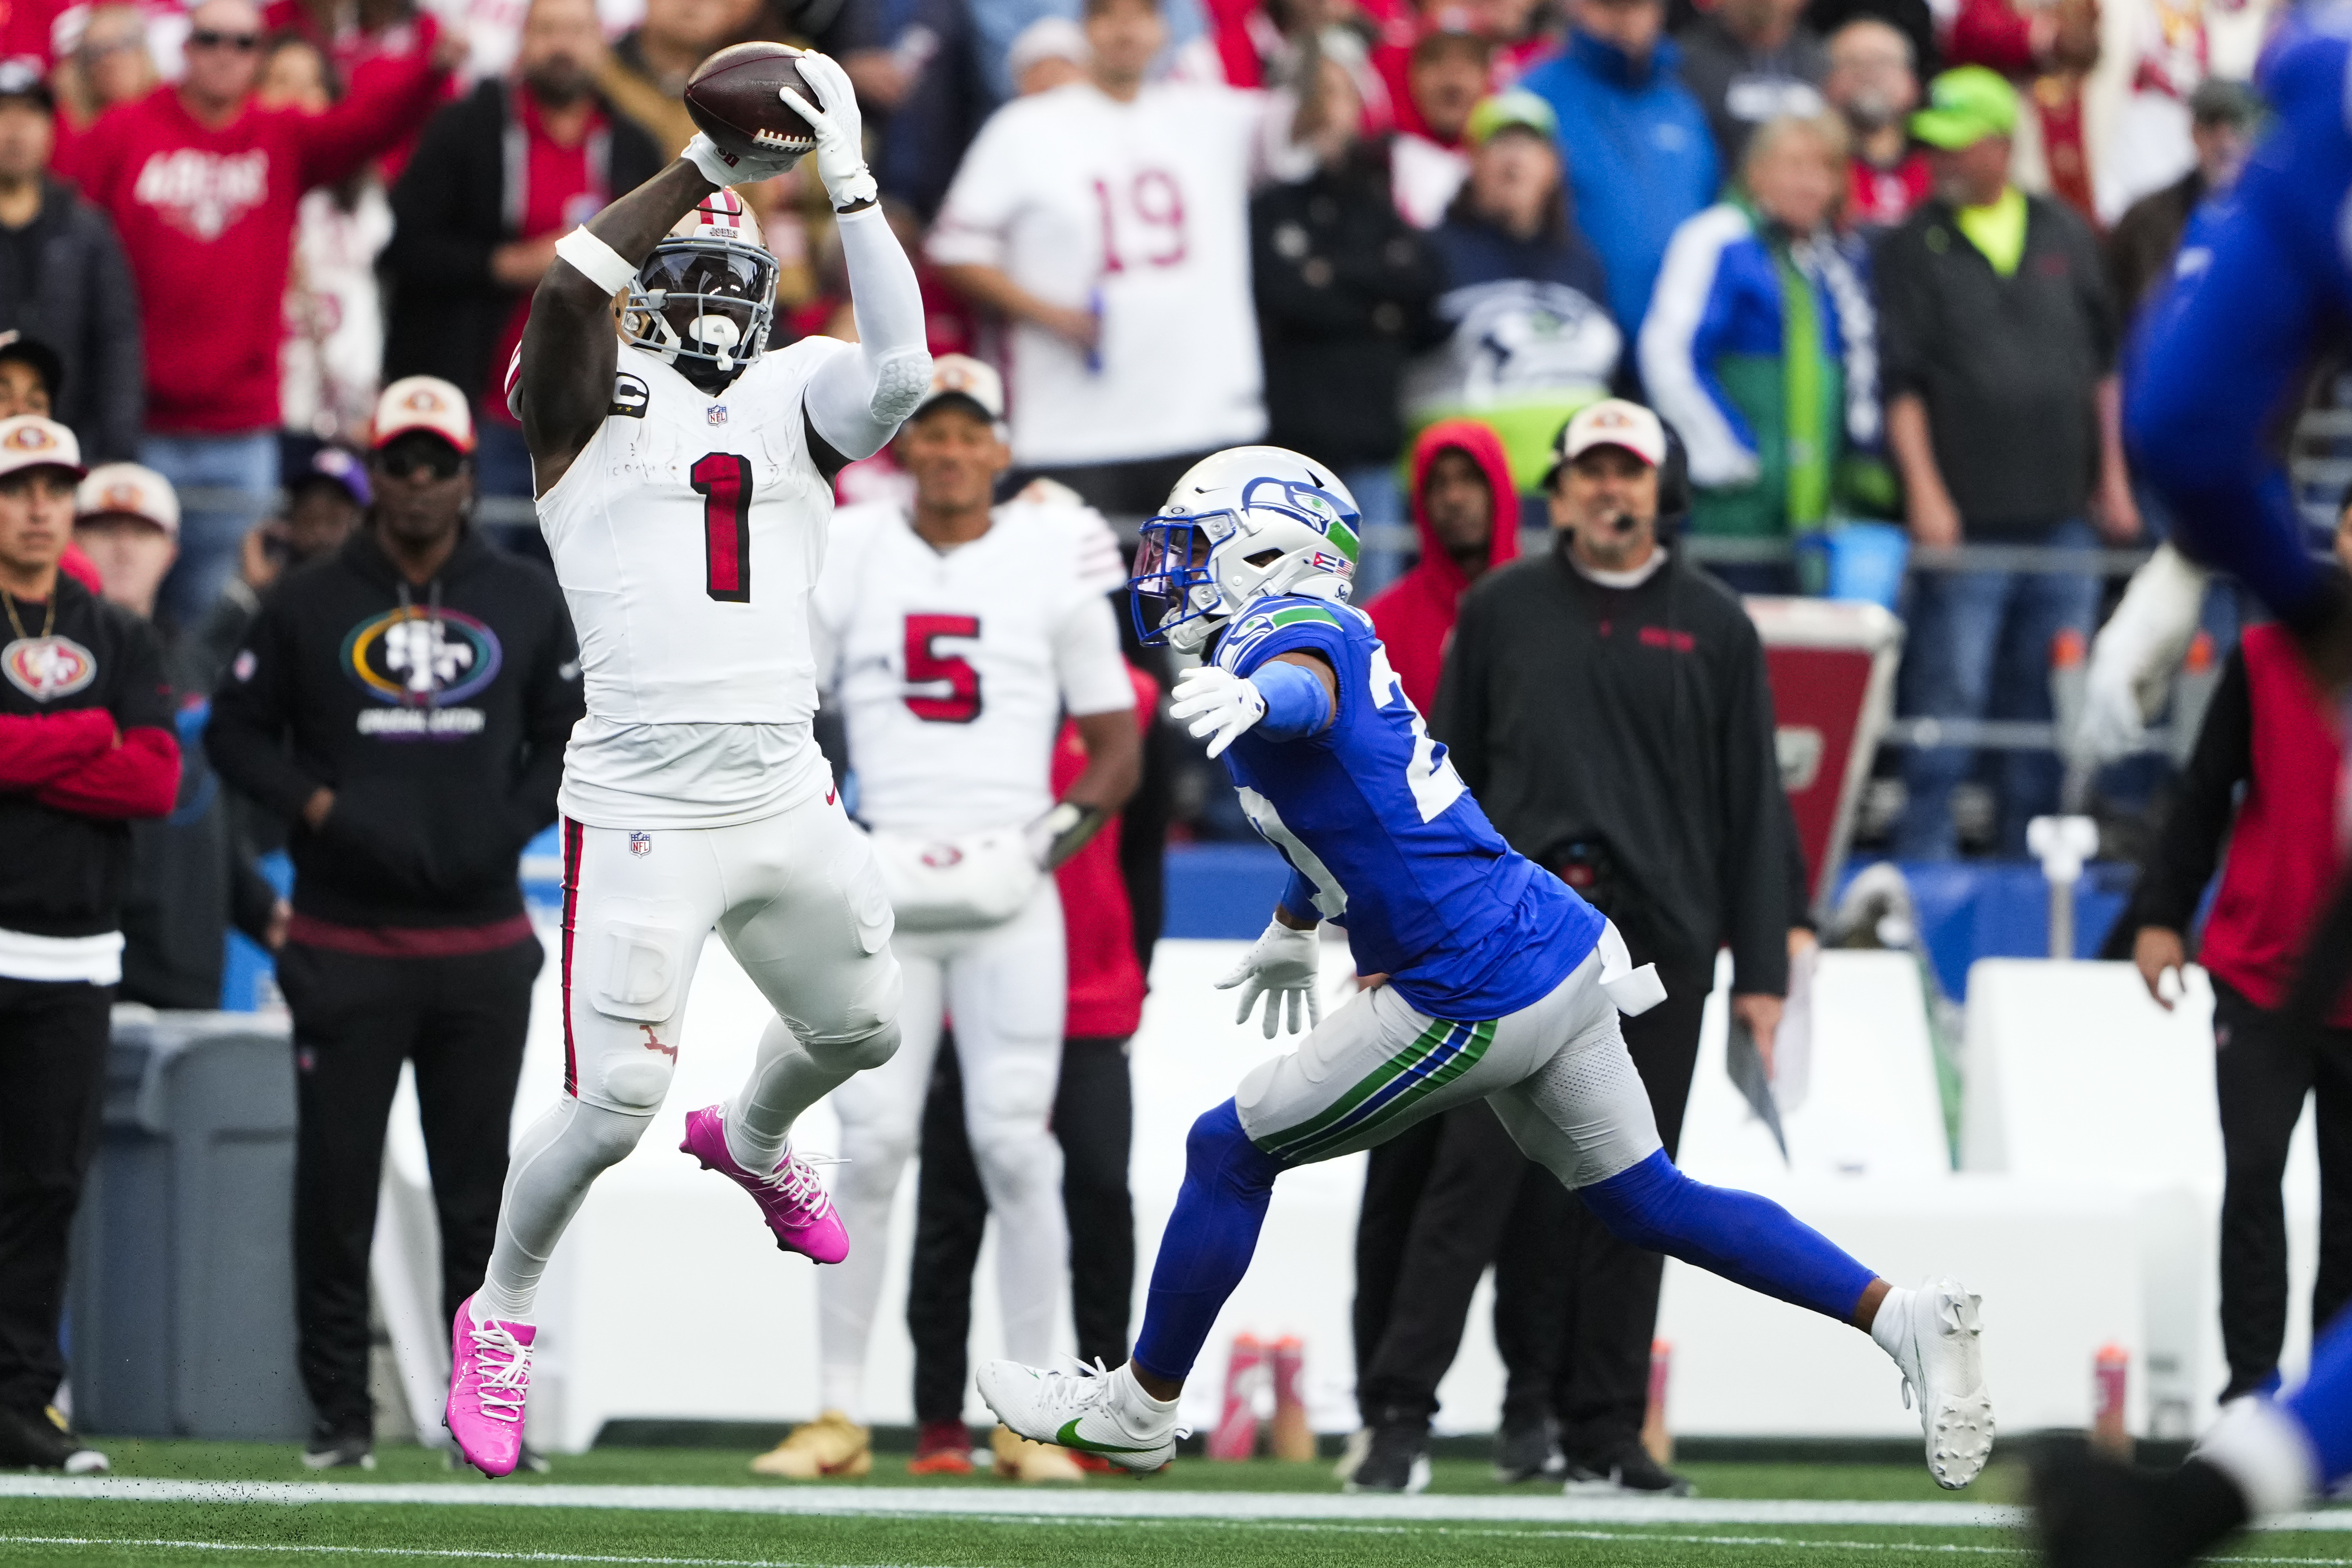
xmin=1434 ymin=539 xmax=1793 ymax=994
xmin=0 ymin=572 xmax=178 ymax=949
xmin=208 ymin=527 xmax=582 ymax=947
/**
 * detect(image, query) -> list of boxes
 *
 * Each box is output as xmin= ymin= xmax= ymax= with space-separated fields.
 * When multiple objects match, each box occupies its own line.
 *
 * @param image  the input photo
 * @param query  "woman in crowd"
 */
xmin=1639 ymin=110 xmax=1885 ymax=591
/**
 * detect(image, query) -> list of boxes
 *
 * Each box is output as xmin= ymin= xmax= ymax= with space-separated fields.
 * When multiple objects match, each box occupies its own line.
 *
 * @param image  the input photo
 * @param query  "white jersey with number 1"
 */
xmin=539 ymin=339 xmax=853 ymax=830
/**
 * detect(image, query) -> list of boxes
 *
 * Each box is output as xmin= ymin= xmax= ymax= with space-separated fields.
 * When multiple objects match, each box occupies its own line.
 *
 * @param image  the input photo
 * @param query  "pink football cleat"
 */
xmin=446 ymin=1295 xmax=534 ymax=1478
xmin=680 ymin=1104 xmax=850 ymax=1263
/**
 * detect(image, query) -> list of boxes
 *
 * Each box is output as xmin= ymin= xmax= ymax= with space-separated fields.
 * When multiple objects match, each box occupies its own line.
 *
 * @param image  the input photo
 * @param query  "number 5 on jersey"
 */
xmin=904 ymin=614 xmax=981 ymax=723
xmin=692 ymin=453 xmax=753 ymax=603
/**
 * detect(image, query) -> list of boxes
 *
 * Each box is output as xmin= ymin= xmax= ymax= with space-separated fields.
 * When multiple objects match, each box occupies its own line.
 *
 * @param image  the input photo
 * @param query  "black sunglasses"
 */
xmin=189 ymin=29 xmax=263 ymax=49
xmin=378 ymin=446 xmax=465 ymax=482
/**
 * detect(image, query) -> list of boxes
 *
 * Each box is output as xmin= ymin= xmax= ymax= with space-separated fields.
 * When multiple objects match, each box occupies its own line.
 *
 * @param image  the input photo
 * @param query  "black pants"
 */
xmin=2215 ymin=977 xmax=2352 ymax=1400
xmin=277 ymin=938 xmax=540 ymax=1438
xmin=1550 ymin=958 xmax=1713 ymax=1459
xmin=1010 ymin=452 xmax=1216 ymax=521
xmin=0 ymin=976 xmax=112 ymax=1415
xmin=909 ymin=1034 xmax=1135 ymax=1425
xmin=1352 ymin=1099 xmax=1570 ymax=1428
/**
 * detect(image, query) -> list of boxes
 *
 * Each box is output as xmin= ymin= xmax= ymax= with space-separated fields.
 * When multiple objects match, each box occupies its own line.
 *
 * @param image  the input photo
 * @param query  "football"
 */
xmin=684 ymin=42 xmax=820 ymax=162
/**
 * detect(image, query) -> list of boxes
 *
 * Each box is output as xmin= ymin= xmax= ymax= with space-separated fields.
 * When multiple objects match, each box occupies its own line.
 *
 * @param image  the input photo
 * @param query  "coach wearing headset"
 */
xmin=1433 ymin=398 xmax=1799 ymax=1497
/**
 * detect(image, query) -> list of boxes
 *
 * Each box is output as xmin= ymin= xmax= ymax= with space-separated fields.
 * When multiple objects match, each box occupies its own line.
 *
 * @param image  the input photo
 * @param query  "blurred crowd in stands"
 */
xmin=0 ymin=0 xmax=2290 ymax=868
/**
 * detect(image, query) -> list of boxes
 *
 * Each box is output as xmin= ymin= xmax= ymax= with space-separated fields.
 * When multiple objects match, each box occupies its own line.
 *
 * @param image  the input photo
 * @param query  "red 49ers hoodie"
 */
xmin=1361 ymin=417 xmax=1520 ymax=715
xmin=56 ymin=30 xmax=448 ymax=435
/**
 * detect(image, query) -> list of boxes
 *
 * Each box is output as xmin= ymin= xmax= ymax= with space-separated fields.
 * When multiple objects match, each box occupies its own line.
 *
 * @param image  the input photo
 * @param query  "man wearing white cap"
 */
xmin=1435 ymin=398 xmax=1803 ymax=1493
xmin=207 ymin=375 xmax=584 ymax=1472
xmin=74 ymin=463 xmax=286 ymax=1012
xmin=0 ymin=415 xmax=179 ymax=1473
xmin=753 ymin=356 xmax=1140 ymax=1482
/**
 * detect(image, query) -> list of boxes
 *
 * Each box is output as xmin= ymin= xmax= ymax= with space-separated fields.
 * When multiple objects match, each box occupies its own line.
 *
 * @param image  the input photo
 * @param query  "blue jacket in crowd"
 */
xmin=1519 ymin=31 xmax=1721 ymax=338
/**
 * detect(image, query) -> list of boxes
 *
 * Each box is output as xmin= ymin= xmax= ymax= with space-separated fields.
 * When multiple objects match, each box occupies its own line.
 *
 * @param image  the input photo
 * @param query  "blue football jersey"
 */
xmin=2124 ymin=0 xmax=2351 ymax=621
xmin=1212 ymin=595 xmax=1604 ymax=1021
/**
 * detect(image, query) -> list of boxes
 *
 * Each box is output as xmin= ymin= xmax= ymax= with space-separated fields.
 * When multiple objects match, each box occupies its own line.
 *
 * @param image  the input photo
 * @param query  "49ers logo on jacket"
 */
xmin=134 ymin=148 xmax=269 ymax=241
xmin=339 ymin=607 xmax=503 ymax=738
xmin=3 ymin=635 xmax=97 ymax=701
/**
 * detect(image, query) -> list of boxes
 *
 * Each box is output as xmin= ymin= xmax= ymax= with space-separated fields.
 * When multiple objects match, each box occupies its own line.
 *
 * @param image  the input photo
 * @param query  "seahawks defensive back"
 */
xmin=975 ymin=445 xmax=1995 ymax=1491
xmin=1209 ymin=590 xmax=1602 ymax=1025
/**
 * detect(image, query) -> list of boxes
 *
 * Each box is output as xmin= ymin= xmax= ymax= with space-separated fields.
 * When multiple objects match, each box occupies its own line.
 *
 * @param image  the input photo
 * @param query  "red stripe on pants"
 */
xmin=561 ymin=818 xmax=584 ymax=1098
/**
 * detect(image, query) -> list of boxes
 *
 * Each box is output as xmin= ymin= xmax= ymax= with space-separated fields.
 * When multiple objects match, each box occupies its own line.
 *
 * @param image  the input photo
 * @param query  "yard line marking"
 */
xmin=0 ymin=1477 xmax=2344 ymax=1538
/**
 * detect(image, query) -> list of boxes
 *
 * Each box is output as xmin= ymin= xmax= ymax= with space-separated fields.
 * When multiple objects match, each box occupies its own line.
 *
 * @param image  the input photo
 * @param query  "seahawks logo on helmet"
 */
xmin=1131 ymin=447 xmax=1363 ymax=653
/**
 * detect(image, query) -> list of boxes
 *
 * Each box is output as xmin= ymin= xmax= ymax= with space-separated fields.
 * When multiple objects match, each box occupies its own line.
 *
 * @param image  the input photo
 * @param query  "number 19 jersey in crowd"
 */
xmin=537 ymin=339 xmax=856 ymax=829
xmin=1211 ymin=594 xmax=1603 ymax=1021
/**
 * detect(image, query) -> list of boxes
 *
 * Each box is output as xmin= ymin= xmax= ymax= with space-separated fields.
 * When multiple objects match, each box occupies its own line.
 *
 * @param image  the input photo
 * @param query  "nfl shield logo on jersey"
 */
xmin=629 ymin=831 xmax=653 ymax=857
xmin=707 ymin=406 xmax=728 ymax=426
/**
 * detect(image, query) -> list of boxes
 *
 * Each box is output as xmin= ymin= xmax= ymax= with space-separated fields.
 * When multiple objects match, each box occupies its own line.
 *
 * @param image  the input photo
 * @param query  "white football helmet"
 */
xmin=1130 ymin=447 xmax=1361 ymax=653
xmin=622 ymin=189 xmax=778 ymax=377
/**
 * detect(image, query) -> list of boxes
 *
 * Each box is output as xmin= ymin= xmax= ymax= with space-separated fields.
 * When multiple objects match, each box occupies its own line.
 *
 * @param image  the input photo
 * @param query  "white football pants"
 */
xmin=818 ymin=880 xmax=1069 ymax=1418
xmin=478 ymin=792 xmax=903 ymax=1322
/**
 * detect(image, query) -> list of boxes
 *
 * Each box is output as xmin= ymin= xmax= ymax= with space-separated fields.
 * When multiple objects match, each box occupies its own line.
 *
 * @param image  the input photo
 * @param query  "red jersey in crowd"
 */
xmin=1055 ymin=664 xmax=1159 ymax=1040
xmin=1363 ymin=417 xmax=1520 ymax=716
xmin=56 ymin=25 xmax=447 ymax=435
xmin=2196 ymin=624 xmax=2352 ymax=1026
xmin=481 ymin=88 xmax=609 ymax=427
xmin=0 ymin=0 xmax=67 ymax=66
xmin=1848 ymin=150 xmax=1930 ymax=232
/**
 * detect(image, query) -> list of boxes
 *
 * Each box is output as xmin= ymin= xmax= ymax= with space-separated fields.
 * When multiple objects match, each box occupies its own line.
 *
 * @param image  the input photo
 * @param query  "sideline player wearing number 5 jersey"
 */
xmin=977 ymin=445 xmax=1997 ymax=1491
xmin=443 ymin=50 xmax=931 ymax=1479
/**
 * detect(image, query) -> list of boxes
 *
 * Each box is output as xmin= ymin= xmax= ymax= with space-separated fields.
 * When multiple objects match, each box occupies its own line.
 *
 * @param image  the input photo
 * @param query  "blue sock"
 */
xmin=1579 ymin=1150 xmax=1876 ymax=1322
xmin=2284 ymin=1304 xmax=2352 ymax=1485
xmin=1131 ymin=1100 xmax=1287 ymax=1384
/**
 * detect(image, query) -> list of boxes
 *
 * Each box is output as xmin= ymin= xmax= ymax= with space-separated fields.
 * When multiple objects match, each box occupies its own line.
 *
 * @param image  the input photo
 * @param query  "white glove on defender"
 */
xmin=779 ymin=49 xmax=878 ymax=209
xmin=1171 ymin=665 xmax=1266 ymax=759
xmin=2074 ymin=543 xmax=2212 ymax=766
xmin=682 ymin=131 xmax=801 ymax=189
xmin=1216 ymin=919 xmax=1322 ymax=1038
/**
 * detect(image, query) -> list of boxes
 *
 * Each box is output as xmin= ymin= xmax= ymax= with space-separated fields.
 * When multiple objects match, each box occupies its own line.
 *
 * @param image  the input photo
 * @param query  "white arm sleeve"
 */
xmin=804 ymin=205 xmax=933 ymax=462
xmin=1054 ymin=592 xmax=1139 ymax=717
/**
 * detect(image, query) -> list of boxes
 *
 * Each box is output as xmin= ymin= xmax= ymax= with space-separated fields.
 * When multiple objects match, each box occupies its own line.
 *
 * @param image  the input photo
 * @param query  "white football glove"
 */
xmin=779 ymin=49 xmax=878 ymax=209
xmin=2073 ymin=543 xmax=2211 ymax=766
xmin=1216 ymin=918 xmax=1322 ymax=1038
xmin=1171 ymin=665 xmax=1266 ymax=759
xmin=681 ymin=131 xmax=801 ymax=189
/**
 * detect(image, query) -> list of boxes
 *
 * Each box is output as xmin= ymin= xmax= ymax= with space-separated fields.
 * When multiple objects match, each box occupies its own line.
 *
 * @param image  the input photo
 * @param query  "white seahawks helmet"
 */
xmin=1130 ymin=447 xmax=1361 ymax=653
xmin=622 ymin=188 xmax=778 ymax=376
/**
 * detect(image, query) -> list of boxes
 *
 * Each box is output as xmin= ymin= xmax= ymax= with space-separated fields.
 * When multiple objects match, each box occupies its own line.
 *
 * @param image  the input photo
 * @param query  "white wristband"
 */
xmin=554 ymin=226 xmax=639 ymax=296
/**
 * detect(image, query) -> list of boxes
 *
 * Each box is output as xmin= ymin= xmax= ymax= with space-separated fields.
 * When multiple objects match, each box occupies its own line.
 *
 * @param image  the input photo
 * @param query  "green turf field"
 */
xmin=0 ymin=1443 xmax=2338 ymax=1568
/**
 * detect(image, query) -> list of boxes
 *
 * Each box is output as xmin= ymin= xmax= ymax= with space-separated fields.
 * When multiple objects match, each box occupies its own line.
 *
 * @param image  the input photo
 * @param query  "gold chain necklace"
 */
xmin=0 ymin=586 xmax=55 ymax=644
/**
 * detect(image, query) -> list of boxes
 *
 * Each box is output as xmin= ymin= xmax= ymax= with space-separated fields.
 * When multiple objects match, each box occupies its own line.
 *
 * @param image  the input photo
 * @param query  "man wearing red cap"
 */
xmin=0 ymin=414 xmax=180 ymax=1473
xmin=207 ymin=375 xmax=584 ymax=1471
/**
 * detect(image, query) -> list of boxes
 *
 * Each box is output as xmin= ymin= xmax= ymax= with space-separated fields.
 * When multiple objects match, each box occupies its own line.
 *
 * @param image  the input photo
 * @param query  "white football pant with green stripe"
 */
xmin=1233 ymin=940 xmax=1661 ymax=1187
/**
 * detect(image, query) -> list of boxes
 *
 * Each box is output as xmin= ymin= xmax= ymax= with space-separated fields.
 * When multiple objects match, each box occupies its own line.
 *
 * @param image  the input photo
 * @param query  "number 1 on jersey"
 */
xmin=691 ymin=452 xmax=753 ymax=603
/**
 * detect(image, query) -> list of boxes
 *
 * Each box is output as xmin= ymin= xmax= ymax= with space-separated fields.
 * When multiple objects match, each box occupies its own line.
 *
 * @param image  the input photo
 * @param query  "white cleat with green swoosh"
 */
xmin=977 ymin=1358 xmax=1179 ymax=1473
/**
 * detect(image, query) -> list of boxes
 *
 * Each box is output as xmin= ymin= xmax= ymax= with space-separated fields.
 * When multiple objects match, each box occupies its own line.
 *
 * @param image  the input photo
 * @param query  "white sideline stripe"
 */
xmin=14 ymin=1531 xmax=2352 ymax=1568
xmin=0 ymin=1477 xmax=2346 ymax=1537
xmin=0 ymin=1477 xmax=2021 ymax=1525
xmin=0 ymin=1541 xmax=897 ymax=1567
